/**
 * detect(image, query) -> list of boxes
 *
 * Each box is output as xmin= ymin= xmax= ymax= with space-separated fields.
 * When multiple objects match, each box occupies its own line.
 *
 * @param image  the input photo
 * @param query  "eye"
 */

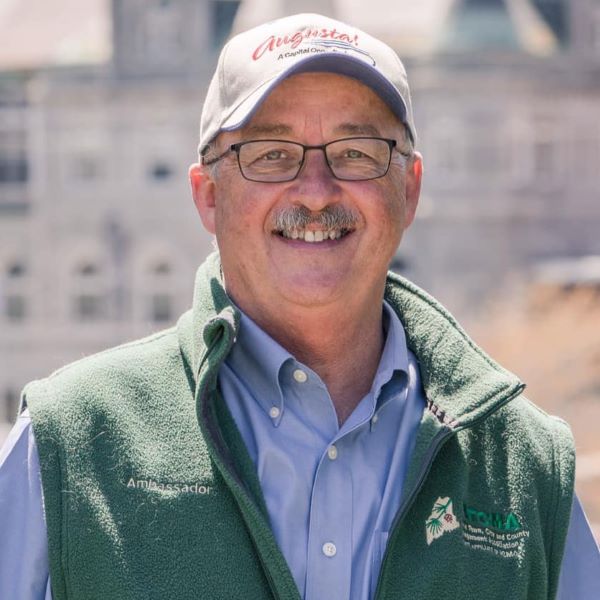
xmin=344 ymin=148 xmax=367 ymax=159
xmin=261 ymin=149 xmax=288 ymax=161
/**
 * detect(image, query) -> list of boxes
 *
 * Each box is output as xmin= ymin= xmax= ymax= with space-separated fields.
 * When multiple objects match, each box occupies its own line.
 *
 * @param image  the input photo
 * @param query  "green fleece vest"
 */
xmin=25 ymin=253 xmax=575 ymax=600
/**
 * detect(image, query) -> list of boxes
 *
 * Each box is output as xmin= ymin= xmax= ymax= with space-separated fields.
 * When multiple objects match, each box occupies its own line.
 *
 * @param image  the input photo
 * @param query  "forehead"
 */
xmin=234 ymin=72 xmax=401 ymax=140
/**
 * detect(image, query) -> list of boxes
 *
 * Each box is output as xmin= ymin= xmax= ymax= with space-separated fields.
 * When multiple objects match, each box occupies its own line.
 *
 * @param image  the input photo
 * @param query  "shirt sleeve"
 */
xmin=557 ymin=494 xmax=600 ymax=600
xmin=0 ymin=410 xmax=52 ymax=600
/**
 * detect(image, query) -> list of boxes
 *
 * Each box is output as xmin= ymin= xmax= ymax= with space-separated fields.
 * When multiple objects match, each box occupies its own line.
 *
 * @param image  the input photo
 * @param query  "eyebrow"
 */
xmin=333 ymin=123 xmax=383 ymax=137
xmin=243 ymin=123 xmax=294 ymax=137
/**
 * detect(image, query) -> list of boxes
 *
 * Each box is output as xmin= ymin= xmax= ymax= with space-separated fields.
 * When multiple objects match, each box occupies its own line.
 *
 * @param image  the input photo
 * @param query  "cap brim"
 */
xmin=218 ymin=54 xmax=412 ymax=142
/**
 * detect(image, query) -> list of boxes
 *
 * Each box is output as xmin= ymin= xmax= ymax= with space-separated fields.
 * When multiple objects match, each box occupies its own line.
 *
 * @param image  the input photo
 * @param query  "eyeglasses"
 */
xmin=201 ymin=137 xmax=408 ymax=183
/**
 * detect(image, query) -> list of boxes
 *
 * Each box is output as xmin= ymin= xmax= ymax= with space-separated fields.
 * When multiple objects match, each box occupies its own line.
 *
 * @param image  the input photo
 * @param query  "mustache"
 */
xmin=273 ymin=205 xmax=359 ymax=231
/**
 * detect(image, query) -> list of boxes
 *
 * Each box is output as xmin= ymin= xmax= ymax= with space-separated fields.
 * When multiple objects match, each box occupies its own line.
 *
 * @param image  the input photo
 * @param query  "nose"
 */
xmin=292 ymin=148 xmax=340 ymax=211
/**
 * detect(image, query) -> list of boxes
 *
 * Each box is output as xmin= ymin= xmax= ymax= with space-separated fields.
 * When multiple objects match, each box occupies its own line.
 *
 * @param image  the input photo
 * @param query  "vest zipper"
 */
xmin=374 ymin=383 xmax=525 ymax=599
xmin=197 ymin=335 xmax=300 ymax=600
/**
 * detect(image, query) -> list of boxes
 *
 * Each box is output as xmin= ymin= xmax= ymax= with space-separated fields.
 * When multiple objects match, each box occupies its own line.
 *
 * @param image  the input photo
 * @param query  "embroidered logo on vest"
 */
xmin=426 ymin=496 xmax=529 ymax=558
xmin=461 ymin=503 xmax=528 ymax=559
xmin=425 ymin=496 xmax=460 ymax=545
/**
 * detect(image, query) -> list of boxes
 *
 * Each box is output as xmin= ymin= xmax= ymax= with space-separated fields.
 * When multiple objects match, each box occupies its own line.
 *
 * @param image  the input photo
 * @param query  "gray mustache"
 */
xmin=273 ymin=205 xmax=358 ymax=231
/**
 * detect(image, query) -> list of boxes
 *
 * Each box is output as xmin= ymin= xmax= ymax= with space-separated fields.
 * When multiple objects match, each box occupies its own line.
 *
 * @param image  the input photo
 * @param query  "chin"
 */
xmin=274 ymin=276 xmax=347 ymax=308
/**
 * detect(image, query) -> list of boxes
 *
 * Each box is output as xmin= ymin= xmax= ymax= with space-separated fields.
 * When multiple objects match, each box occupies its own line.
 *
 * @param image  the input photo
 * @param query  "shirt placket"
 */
xmin=305 ymin=438 xmax=353 ymax=600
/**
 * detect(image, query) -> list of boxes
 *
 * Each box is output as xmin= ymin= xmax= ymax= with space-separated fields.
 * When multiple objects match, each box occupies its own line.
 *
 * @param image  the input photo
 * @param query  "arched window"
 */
xmin=2 ymin=260 xmax=28 ymax=322
xmin=147 ymin=260 xmax=173 ymax=323
xmin=72 ymin=261 xmax=109 ymax=321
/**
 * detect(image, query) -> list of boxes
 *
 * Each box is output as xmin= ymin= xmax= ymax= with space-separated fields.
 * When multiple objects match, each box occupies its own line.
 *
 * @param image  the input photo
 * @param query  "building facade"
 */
xmin=0 ymin=0 xmax=241 ymax=439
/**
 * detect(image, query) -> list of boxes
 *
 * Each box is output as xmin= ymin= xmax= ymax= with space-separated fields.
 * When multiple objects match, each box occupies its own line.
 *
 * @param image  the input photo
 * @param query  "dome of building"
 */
xmin=436 ymin=0 xmax=559 ymax=56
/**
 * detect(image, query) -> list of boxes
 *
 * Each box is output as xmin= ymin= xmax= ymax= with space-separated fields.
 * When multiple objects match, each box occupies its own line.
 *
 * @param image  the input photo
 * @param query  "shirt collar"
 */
xmin=372 ymin=300 xmax=410 ymax=408
xmin=224 ymin=300 xmax=409 ymax=419
xmin=225 ymin=309 xmax=292 ymax=418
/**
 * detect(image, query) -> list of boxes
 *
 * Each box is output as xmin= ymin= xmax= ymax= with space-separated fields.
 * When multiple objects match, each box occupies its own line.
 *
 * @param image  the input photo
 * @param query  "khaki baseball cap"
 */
xmin=199 ymin=13 xmax=416 ymax=154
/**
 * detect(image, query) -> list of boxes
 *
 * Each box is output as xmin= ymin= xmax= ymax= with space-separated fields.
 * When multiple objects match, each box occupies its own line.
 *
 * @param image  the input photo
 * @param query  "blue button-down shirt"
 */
xmin=0 ymin=303 xmax=599 ymax=599
xmin=221 ymin=302 xmax=422 ymax=599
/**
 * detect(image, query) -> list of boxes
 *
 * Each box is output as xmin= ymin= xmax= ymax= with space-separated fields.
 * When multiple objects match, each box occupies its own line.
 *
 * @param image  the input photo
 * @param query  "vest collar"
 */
xmin=177 ymin=253 xmax=524 ymax=429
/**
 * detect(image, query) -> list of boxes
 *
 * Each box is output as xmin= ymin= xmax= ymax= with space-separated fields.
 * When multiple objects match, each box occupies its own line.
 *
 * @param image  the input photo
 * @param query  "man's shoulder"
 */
xmin=22 ymin=317 xmax=189 ymax=418
xmin=475 ymin=394 xmax=575 ymax=478
xmin=493 ymin=394 xmax=573 ymax=445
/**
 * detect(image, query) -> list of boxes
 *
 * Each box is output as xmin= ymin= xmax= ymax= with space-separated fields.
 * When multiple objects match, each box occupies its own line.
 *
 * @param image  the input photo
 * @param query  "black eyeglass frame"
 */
xmin=201 ymin=137 xmax=410 ymax=182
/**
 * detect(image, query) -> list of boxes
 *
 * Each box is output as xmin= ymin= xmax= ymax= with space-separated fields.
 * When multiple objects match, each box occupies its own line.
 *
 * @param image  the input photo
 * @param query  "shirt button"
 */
xmin=322 ymin=542 xmax=337 ymax=557
xmin=269 ymin=406 xmax=280 ymax=419
xmin=293 ymin=369 xmax=308 ymax=383
xmin=372 ymin=414 xmax=379 ymax=424
xmin=327 ymin=445 xmax=338 ymax=460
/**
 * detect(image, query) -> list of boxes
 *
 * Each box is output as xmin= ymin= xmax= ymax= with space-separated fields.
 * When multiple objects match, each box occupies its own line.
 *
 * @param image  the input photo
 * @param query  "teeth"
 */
xmin=279 ymin=228 xmax=347 ymax=242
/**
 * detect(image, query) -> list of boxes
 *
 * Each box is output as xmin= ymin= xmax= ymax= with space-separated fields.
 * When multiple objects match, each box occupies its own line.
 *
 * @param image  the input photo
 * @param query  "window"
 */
xmin=141 ymin=0 xmax=185 ymax=64
xmin=509 ymin=116 xmax=564 ymax=189
xmin=574 ymin=127 xmax=600 ymax=186
xmin=531 ymin=120 xmax=563 ymax=184
xmin=8 ymin=263 xmax=25 ymax=277
xmin=211 ymin=1 xmax=241 ymax=49
xmin=5 ymin=295 xmax=26 ymax=321
xmin=75 ymin=294 xmax=106 ymax=320
xmin=0 ymin=129 xmax=28 ymax=184
xmin=3 ymin=261 xmax=28 ymax=322
xmin=150 ymin=293 xmax=172 ymax=322
xmin=3 ymin=388 xmax=19 ymax=423
xmin=154 ymin=262 xmax=171 ymax=275
xmin=72 ymin=262 xmax=108 ymax=321
xmin=140 ymin=260 xmax=175 ymax=324
xmin=425 ymin=118 xmax=465 ymax=187
xmin=149 ymin=162 xmax=174 ymax=181
xmin=70 ymin=153 xmax=105 ymax=182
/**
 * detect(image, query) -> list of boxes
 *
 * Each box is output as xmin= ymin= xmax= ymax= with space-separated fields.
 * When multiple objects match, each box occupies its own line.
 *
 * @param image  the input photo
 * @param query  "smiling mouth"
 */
xmin=275 ymin=228 xmax=353 ymax=243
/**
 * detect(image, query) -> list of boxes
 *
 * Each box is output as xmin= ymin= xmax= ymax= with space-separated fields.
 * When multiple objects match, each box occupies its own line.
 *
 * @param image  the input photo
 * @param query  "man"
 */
xmin=1 ymin=12 xmax=598 ymax=600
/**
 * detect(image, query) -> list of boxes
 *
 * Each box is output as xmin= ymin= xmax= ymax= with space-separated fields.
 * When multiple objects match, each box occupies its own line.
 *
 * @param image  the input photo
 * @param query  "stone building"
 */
xmin=1 ymin=0 xmax=599 ymax=441
xmin=400 ymin=0 xmax=600 ymax=313
xmin=0 ymin=0 xmax=241 ymax=440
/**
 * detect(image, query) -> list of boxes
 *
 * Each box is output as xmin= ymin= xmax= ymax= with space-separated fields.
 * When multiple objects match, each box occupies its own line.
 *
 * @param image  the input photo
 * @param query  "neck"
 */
xmin=236 ymin=293 xmax=386 ymax=425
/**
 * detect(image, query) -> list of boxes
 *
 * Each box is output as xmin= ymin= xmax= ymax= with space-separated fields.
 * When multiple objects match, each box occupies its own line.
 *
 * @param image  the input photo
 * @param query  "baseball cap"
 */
xmin=199 ymin=13 xmax=416 ymax=154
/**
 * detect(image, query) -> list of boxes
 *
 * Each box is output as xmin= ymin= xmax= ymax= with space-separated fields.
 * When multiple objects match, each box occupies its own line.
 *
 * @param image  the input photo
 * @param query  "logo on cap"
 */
xmin=252 ymin=26 xmax=375 ymax=65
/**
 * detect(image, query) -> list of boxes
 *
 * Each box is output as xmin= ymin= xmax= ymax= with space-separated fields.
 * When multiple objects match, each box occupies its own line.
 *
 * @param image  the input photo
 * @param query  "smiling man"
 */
xmin=190 ymin=71 xmax=421 ymax=425
xmin=1 ymin=12 xmax=599 ymax=600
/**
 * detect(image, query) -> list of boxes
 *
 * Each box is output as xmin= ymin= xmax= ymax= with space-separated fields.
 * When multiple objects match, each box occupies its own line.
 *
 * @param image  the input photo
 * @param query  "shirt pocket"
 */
xmin=371 ymin=530 xmax=390 ymax=598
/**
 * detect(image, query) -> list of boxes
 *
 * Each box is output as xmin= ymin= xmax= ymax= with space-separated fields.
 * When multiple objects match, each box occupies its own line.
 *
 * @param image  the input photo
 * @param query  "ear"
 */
xmin=403 ymin=152 xmax=423 ymax=229
xmin=189 ymin=162 xmax=217 ymax=234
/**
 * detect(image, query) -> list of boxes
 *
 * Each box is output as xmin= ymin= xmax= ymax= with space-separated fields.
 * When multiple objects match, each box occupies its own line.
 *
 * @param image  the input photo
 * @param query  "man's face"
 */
xmin=190 ymin=72 xmax=422 ymax=316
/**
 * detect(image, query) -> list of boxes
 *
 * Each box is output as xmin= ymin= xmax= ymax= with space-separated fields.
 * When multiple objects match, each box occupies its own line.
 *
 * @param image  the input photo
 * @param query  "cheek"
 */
xmin=213 ymin=185 xmax=269 ymax=241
